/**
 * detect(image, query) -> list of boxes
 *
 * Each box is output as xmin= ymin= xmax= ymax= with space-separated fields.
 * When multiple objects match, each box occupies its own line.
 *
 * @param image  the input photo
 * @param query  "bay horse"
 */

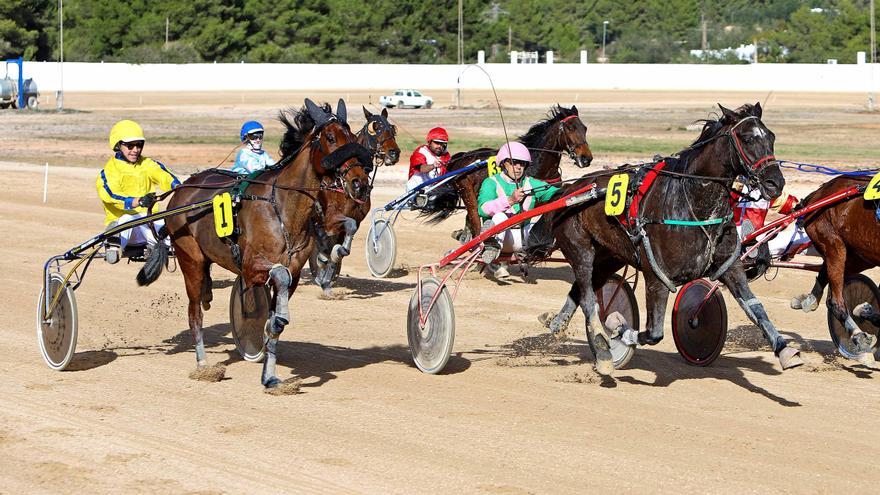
xmin=310 ymin=107 xmax=400 ymax=295
xmin=791 ymin=175 xmax=880 ymax=366
xmin=422 ymin=104 xmax=593 ymax=240
xmin=535 ymin=103 xmax=802 ymax=376
xmin=140 ymin=99 xmax=372 ymax=388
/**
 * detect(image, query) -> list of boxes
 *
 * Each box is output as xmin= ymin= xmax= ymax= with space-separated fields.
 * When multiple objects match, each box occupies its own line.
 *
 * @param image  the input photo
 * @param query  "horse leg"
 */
xmin=569 ymin=250 xmax=614 ymax=376
xmin=823 ymin=247 xmax=876 ymax=366
xmin=261 ymin=263 xmax=293 ymax=388
xmin=636 ymin=274 xmax=671 ymax=346
xmin=174 ymin=239 xmax=210 ymax=368
xmin=200 ymin=262 xmax=213 ymax=311
xmin=791 ymin=265 xmax=827 ymax=313
xmin=461 ymin=181 xmax=483 ymax=240
xmin=719 ymin=264 xmax=804 ymax=369
xmin=316 ymin=216 xmax=356 ymax=295
xmin=539 ymin=284 xmax=580 ymax=334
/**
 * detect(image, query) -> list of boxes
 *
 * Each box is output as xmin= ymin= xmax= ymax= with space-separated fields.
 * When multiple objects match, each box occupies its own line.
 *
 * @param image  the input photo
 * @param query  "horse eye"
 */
xmin=327 ymin=134 xmax=336 ymax=144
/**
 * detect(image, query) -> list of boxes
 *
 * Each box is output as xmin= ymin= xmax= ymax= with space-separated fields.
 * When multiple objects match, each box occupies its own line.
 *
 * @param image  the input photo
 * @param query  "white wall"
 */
xmin=22 ymin=61 xmax=880 ymax=93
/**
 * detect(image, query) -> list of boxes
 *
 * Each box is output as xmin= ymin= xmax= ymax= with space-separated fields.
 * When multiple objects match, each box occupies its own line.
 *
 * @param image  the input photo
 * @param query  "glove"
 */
xmin=138 ymin=192 xmax=157 ymax=209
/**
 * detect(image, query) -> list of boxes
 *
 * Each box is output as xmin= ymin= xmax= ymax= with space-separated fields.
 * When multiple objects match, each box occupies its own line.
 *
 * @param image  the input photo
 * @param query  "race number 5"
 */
xmin=604 ymin=173 xmax=630 ymax=216
xmin=487 ymin=156 xmax=501 ymax=176
xmin=865 ymin=172 xmax=880 ymax=201
xmin=213 ymin=192 xmax=234 ymax=238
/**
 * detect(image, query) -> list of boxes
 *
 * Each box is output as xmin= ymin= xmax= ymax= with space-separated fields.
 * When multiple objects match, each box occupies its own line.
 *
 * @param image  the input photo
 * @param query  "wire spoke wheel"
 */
xmin=672 ymin=279 xmax=727 ymax=366
xmin=407 ymin=277 xmax=455 ymax=374
xmin=365 ymin=219 xmax=396 ymax=278
xmin=827 ymin=274 xmax=880 ymax=360
xmin=229 ymin=275 xmax=271 ymax=363
xmin=595 ymin=273 xmax=639 ymax=369
xmin=36 ymin=273 xmax=78 ymax=371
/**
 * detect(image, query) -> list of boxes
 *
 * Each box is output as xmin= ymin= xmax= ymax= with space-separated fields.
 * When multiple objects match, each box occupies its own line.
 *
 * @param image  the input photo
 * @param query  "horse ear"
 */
xmin=753 ymin=102 xmax=763 ymax=118
xmin=305 ymin=99 xmax=325 ymax=123
xmin=571 ymin=105 xmax=578 ymax=115
xmin=362 ymin=106 xmax=372 ymax=120
xmin=717 ymin=103 xmax=736 ymax=121
xmin=336 ymin=98 xmax=347 ymax=123
xmin=381 ymin=107 xmax=388 ymax=118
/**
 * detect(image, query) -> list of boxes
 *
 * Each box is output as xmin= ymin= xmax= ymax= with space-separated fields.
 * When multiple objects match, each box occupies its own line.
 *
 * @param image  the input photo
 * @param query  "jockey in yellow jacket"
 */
xmin=95 ymin=120 xmax=180 ymax=262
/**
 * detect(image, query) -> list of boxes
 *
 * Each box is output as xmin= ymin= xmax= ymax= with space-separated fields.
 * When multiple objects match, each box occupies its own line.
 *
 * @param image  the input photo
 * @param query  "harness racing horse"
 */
xmin=142 ymin=99 xmax=371 ymax=388
xmin=422 ymin=104 xmax=593 ymax=240
xmin=309 ymin=106 xmax=401 ymax=295
xmin=536 ymin=103 xmax=803 ymax=376
xmin=791 ymin=175 xmax=880 ymax=366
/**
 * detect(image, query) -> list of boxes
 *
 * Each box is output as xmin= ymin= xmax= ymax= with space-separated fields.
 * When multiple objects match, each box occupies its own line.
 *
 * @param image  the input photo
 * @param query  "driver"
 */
xmin=477 ymin=141 xmax=559 ymax=279
xmin=232 ymin=120 xmax=274 ymax=174
xmin=96 ymin=120 xmax=181 ymax=264
xmin=735 ymin=181 xmax=810 ymax=258
xmin=406 ymin=127 xmax=450 ymax=191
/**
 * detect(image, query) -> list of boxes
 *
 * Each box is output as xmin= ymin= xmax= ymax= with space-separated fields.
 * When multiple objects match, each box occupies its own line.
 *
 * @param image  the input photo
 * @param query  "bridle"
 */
xmin=310 ymin=118 xmax=373 ymax=203
xmin=557 ymin=114 xmax=590 ymax=164
xmin=359 ymin=116 xmax=398 ymax=166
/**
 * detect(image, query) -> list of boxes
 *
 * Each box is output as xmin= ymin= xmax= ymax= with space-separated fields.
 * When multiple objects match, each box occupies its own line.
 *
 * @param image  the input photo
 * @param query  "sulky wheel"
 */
xmin=36 ymin=273 xmax=78 ymax=370
xmin=365 ymin=219 xmax=397 ymax=278
xmin=827 ymin=274 xmax=880 ymax=360
xmin=595 ymin=273 xmax=640 ymax=369
xmin=228 ymin=275 xmax=271 ymax=363
xmin=672 ymin=279 xmax=727 ymax=366
xmin=407 ymin=277 xmax=455 ymax=374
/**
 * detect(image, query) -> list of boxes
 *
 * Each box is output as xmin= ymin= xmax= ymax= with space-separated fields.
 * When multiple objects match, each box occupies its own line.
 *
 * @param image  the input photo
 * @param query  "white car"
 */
xmin=380 ymin=89 xmax=433 ymax=109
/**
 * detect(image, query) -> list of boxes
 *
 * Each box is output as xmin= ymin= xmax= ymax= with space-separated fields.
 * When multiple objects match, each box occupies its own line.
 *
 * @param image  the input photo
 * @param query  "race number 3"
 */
xmin=487 ymin=156 xmax=501 ymax=176
xmin=213 ymin=192 xmax=234 ymax=238
xmin=865 ymin=172 xmax=880 ymax=201
xmin=604 ymin=173 xmax=629 ymax=216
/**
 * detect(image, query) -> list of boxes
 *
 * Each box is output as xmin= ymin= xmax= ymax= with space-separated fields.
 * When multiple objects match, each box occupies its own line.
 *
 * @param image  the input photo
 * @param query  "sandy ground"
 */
xmin=1 ymin=91 xmax=880 ymax=494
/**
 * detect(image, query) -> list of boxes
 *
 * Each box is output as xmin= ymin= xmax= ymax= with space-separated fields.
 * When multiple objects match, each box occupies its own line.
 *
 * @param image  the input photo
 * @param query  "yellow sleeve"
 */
xmin=145 ymin=158 xmax=181 ymax=192
xmin=96 ymin=166 xmax=136 ymax=210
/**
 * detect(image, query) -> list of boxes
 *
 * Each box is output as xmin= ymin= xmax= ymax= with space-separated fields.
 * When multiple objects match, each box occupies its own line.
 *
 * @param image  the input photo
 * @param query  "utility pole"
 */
xmin=701 ymin=13 xmax=708 ymax=50
xmin=870 ymin=0 xmax=876 ymax=111
xmin=57 ymin=0 xmax=63 ymax=111
xmin=508 ymin=25 xmax=512 ymax=53
xmin=165 ymin=17 xmax=169 ymax=49
xmin=457 ymin=0 xmax=464 ymax=65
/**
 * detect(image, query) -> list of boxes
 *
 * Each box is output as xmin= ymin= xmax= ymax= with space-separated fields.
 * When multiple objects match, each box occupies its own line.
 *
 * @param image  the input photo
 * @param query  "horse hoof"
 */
xmin=263 ymin=376 xmax=282 ymax=388
xmin=538 ymin=312 xmax=554 ymax=329
xmin=852 ymin=332 xmax=874 ymax=354
xmin=857 ymin=352 xmax=877 ymax=368
xmin=854 ymin=302 xmax=875 ymax=319
xmin=202 ymin=301 xmax=211 ymax=311
xmin=604 ymin=311 xmax=627 ymax=338
xmin=778 ymin=347 xmax=804 ymax=370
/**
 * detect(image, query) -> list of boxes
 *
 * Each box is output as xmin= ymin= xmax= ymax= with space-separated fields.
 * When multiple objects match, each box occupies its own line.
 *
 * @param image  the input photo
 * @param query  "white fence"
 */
xmin=22 ymin=61 xmax=880 ymax=93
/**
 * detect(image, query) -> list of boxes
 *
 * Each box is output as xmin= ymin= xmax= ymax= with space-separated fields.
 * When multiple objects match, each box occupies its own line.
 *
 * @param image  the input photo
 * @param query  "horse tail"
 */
xmin=137 ymin=243 xmax=169 ymax=286
xmin=418 ymin=182 xmax=460 ymax=225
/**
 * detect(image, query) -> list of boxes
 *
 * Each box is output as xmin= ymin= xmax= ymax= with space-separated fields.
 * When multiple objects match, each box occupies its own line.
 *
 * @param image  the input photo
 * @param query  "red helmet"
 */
xmin=426 ymin=127 xmax=448 ymax=143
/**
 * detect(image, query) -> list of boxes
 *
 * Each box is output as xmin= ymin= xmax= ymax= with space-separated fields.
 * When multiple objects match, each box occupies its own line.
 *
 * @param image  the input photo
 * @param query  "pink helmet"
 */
xmin=496 ymin=141 xmax=531 ymax=164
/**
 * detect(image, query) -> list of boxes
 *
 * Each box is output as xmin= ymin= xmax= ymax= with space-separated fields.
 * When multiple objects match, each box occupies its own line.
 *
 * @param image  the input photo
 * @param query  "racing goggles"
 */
xmin=121 ymin=140 xmax=145 ymax=149
xmin=506 ymin=159 xmax=530 ymax=168
xmin=247 ymin=132 xmax=264 ymax=140
xmin=430 ymin=140 xmax=448 ymax=151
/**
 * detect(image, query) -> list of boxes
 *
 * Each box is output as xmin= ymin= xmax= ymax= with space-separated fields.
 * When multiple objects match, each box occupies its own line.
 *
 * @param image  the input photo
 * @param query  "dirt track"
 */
xmin=1 ymin=91 xmax=879 ymax=494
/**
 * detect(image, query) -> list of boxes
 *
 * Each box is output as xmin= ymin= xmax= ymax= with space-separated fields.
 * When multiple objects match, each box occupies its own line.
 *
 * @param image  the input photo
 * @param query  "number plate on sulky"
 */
xmin=604 ymin=173 xmax=630 ymax=216
xmin=213 ymin=192 xmax=234 ymax=237
xmin=865 ymin=172 xmax=880 ymax=201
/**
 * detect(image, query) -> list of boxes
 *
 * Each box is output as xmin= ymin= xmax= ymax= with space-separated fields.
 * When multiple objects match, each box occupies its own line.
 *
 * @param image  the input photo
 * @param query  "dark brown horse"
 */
xmin=536 ymin=103 xmax=802 ymax=375
xmin=791 ymin=175 xmax=880 ymax=366
xmin=310 ymin=107 xmax=400 ymax=294
xmin=422 ymin=104 xmax=593 ymax=240
xmin=140 ymin=99 xmax=371 ymax=387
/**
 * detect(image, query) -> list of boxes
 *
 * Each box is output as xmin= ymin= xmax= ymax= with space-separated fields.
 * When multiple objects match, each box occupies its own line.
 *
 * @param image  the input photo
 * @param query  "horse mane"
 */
xmin=278 ymin=102 xmax=333 ymax=159
xmin=517 ymin=104 xmax=577 ymax=150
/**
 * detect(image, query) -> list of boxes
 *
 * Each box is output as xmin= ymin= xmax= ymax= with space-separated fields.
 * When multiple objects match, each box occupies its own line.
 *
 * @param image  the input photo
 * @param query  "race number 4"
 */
xmin=487 ymin=156 xmax=501 ymax=176
xmin=865 ymin=172 xmax=880 ymax=201
xmin=213 ymin=192 xmax=234 ymax=237
xmin=604 ymin=173 xmax=629 ymax=216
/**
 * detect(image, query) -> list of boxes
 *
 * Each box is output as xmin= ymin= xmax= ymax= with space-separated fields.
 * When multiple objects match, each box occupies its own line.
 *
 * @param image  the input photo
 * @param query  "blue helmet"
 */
xmin=239 ymin=121 xmax=264 ymax=141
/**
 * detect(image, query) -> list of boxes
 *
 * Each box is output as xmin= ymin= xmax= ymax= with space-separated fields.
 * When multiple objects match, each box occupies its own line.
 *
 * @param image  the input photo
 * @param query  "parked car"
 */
xmin=380 ymin=89 xmax=433 ymax=109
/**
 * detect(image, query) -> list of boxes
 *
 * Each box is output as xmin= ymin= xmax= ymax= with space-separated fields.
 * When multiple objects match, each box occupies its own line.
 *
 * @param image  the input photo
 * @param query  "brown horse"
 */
xmin=421 ymin=104 xmax=593 ymax=240
xmin=791 ymin=175 xmax=880 ymax=366
xmin=310 ymin=107 xmax=401 ymax=294
xmin=140 ymin=99 xmax=371 ymax=388
xmin=536 ymin=103 xmax=802 ymax=375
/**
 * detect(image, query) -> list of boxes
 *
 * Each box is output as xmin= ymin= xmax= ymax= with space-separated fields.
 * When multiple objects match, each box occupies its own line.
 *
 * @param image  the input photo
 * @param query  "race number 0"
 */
xmin=865 ymin=172 xmax=880 ymax=201
xmin=604 ymin=173 xmax=629 ymax=216
xmin=213 ymin=192 xmax=234 ymax=238
xmin=487 ymin=156 xmax=501 ymax=176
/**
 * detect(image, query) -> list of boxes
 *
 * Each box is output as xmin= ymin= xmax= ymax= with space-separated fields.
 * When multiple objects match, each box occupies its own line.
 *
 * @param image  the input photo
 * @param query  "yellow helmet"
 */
xmin=108 ymin=120 xmax=145 ymax=151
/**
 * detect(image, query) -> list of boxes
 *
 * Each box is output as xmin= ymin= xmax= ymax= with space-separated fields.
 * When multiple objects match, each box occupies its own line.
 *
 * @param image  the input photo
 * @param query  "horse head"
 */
xmin=360 ymin=106 xmax=401 ymax=166
xmin=304 ymin=98 xmax=372 ymax=202
xmin=557 ymin=105 xmax=593 ymax=168
xmin=717 ymin=102 xmax=784 ymax=200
